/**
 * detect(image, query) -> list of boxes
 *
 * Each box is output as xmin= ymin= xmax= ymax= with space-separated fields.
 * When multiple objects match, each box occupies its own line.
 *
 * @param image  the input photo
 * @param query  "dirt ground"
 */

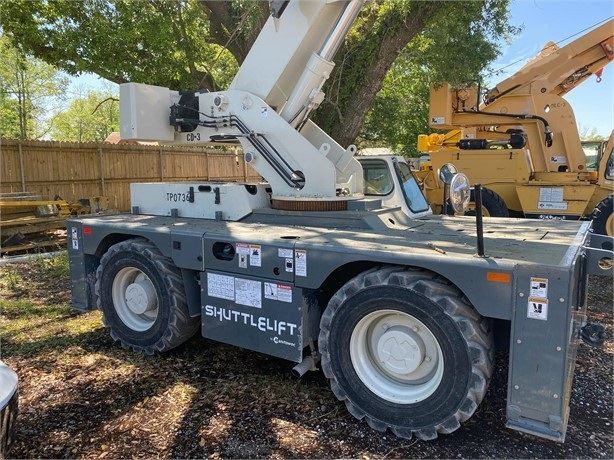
xmin=1 ymin=257 xmax=612 ymax=459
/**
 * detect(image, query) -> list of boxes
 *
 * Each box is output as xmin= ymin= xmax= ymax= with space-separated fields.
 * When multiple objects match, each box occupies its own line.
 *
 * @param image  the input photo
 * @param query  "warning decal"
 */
xmin=264 ymin=283 xmax=293 ymax=303
xmin=207 ymin=273 xmax=235 ymax=301
xmin=235 ymin=278 xmax=262 ymax=308
xmin=539 ymin=187 xmax=564 ymax=202
xmin=529 ymin=277 xmax=548 ymax=298
xmin=527 ymin=277 xmax=548 ymax=320
xmin=250 ymin=244 xmax=262 ymax=267
xmin=527 ymin=297 xmax=548 ymax=321
xmin=71 ymin=227 xmax=79 ymax=250
xmin=295 ymin=250 xmax=307 ymax=277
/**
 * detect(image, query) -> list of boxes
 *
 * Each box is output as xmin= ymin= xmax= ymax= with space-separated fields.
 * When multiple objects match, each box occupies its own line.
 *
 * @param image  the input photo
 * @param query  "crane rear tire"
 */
xmin=319 ymin=266 xmax=494 ymax=440
xmin=95 ymin=238 xmax=199 ymax=355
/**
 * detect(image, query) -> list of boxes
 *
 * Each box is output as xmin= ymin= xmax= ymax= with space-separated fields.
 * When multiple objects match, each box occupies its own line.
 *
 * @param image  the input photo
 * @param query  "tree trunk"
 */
xmin=323 ymin=2 xmax=444 ymax=147
xmin=199 ymin=1 xmax=269 ymax=65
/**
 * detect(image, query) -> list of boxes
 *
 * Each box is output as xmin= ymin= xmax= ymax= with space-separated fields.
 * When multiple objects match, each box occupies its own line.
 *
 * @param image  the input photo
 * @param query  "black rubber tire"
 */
xmin=319 ymin=266 xmax=494 ymax=440
xmin=466 ymin=187 xmax=509 ymax=217
xmin=95 ymin=238 xmax=199 ymax=354
xmin=591 ymin=195 xmax=614 ymax=236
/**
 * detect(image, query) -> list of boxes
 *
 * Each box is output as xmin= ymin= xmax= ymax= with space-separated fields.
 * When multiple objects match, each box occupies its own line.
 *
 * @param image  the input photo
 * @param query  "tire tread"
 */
xmin=319 ymin=266 xmax=494 ymax=440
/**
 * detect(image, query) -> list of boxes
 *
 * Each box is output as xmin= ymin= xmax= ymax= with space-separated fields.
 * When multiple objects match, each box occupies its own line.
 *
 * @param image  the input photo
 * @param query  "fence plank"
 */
xmin=0 ymin=139 xmax=262 ymax=211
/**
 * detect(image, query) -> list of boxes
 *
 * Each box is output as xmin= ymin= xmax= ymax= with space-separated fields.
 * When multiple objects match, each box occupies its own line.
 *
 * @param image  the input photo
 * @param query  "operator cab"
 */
xmin=358 ymin=155 xmax=432 ymax=218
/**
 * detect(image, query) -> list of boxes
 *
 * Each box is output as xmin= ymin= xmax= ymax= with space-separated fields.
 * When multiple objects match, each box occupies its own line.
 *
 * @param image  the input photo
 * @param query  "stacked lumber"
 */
xmin=0 ymin=192 xmax=71 ymax=253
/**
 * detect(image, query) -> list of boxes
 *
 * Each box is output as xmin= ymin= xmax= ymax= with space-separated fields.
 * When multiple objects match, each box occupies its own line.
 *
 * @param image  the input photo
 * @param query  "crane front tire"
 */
xmin=319 ymin=266 xmax=494 ymax=440
xmin=95 ymin=238 xmax=199 ymax=355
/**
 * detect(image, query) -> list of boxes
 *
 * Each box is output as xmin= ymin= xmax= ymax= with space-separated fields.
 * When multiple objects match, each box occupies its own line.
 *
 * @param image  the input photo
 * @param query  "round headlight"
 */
xmin=449 ymin=173 xmax=470 ymax=214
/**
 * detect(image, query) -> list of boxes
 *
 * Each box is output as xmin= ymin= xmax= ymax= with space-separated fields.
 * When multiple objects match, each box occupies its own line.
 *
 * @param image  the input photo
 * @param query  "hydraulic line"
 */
xmin=171 ymin=103 xmax=303 ymax=188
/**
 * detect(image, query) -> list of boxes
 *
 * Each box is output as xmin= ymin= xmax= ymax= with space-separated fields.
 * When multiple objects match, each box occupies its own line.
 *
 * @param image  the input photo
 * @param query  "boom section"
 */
xmin=120 ymin=0 xmax=367 ymax=204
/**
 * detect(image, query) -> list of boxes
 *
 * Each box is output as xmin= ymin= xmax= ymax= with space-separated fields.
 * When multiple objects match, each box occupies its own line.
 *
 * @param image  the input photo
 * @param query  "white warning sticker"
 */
xmin=430 ymin=116 xmax=445 ymax=125
xmin=264 ymin=282 xmax=293 ymax=303
xmin=529 ymin=277 xmax=548 ymax=298
xmin=207 ymin=273 xmax=235 ymax=301
xmin=250 ymin=244 xmax=262 ymax=267
xmin=539 ymin=187 xmax=564 ymax=202
xmin=235 ymin=278 xmax=262 ymax=308
xmin=527 ymin=297 xmax=548 ymax=321
xmin=278 ymin=248 xmax=293 ymax=258
xmin=549 ymin=156 xmax=567 ymax=164
xmin=295 ymin=249 xmax=307 ymax=277
xmin=236 ymin=243 xmax=250 ymax=255
xmin=71 ymin=227 xmax=79 ymax=250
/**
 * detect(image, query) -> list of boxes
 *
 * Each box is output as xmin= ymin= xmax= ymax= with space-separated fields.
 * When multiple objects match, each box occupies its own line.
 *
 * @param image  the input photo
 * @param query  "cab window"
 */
xmin=397 ymin=162 xmax=430 ymax=213
xmin=605 ymin=150 xmax=614 ymax=181
xmin=361 ymin=159 xmax=394 ymax=195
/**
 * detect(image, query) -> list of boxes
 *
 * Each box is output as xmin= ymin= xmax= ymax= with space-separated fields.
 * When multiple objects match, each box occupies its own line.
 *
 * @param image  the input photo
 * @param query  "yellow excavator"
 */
xmin=416 ymin=18 xmax=614 ymax=235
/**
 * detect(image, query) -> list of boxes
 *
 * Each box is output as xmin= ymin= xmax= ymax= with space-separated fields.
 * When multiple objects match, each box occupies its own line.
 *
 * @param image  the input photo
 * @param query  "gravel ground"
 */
xmin=1 ymin=257 xmax=612 ymax=459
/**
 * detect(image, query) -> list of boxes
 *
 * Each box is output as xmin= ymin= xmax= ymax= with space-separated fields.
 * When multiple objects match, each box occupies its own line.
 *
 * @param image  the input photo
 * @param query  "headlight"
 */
xmin=449 ymin=173 xmax=470 ymax=214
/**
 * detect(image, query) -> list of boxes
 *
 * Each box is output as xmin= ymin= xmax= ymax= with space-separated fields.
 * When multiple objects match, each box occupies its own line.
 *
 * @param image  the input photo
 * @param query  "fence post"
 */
xmin=18 ymin=141 xmax=26 ymax=192
xmin=206 ymin=151 xmax=211 ymax=180
xmin=99 ymin=145 xmax=106 ymax=196
xmin=159 ymin=146 xmax=164 ymax=181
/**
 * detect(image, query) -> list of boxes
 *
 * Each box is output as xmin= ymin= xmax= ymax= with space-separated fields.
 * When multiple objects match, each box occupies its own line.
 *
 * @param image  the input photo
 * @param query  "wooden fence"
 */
xmin=0 ymin=139 xmax=261 ymax=211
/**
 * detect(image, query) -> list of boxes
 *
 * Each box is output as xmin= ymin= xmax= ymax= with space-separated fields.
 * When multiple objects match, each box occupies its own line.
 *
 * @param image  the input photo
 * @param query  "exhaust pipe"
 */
xmin=291 ymin=353 xmax=321 ymax=378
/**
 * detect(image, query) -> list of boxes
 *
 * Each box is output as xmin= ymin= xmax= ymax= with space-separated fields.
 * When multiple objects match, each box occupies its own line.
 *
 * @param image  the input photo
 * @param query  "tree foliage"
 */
xmin=50 ymin=86 xmax=119 ymax=142
xmin=0 ymin=0 xmax=519 ymax=148
xmin=0 ymin=35 xmax=70 ymax=139
xmin=319 ymin=0 xmax=519 ymax=150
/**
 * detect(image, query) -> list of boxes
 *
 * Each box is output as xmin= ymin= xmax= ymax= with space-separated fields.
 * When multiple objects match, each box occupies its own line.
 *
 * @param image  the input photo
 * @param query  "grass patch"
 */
xmin=0 ymin=252 xmax=103 ymax=357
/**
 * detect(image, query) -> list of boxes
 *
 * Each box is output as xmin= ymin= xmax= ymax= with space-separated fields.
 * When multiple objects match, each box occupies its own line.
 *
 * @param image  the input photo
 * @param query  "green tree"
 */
xmin=359 ymin=51 xmax=432 ymax=155
xmin=0 ymin=35 xmax=70 ymax=139
xmin=50 ymin=86 xmax=119 ymax=141
xmin=319 ymin=0 xmax=518 ymax=148
xmin=0 ymin=0 xmax=241 ymax=90
xmin=0 ymin=0 xmax=518 ymax=146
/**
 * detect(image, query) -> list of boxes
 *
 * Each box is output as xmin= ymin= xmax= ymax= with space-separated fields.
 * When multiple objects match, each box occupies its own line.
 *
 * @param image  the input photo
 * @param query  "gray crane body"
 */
xmin=67 ymin=0 xmax=613 ymax=443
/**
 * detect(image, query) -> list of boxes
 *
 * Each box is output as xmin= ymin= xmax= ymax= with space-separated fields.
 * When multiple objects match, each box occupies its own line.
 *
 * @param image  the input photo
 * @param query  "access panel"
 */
xmin=201 ymin=270 xmax=304 ymax=362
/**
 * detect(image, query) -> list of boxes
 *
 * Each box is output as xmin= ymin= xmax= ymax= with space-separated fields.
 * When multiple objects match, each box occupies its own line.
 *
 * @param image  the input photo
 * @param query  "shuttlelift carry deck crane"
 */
xmin=67 ymin=0 xmax=613 ymax=442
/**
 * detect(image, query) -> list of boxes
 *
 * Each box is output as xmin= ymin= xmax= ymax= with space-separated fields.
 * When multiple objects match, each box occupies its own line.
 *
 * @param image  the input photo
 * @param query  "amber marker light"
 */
xmin=487 ymin=272 xmax=511 ymax=283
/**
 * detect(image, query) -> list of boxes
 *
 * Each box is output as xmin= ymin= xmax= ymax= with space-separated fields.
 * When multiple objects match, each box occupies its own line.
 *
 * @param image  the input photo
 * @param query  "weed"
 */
xmin=0 ymin=265 xmax=22 ymax=290
xmin=30 ymin=252 xmax=70 ymax=278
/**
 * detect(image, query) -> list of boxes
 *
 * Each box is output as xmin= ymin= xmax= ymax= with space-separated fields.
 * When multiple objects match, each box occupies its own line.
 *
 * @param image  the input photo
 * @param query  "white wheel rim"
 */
xmin=112 ymin=267 xmax=159 ymax=331
xmin=350 ymin=309 xmax=444 ymax=404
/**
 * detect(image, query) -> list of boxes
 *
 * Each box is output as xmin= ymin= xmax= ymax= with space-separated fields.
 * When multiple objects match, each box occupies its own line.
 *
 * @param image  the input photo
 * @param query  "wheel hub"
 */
xmin=124 ymin=279 xmax=156 ymax=314
xmin=350 ymin=310 xmax=444 ymax=404
xmin=377 ymin=326 xmax=425 ymax=375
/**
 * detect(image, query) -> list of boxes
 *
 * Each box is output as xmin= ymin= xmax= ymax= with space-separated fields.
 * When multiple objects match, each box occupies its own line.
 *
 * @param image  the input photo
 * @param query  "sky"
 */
xmin=491 ymin=0 xmax=614 ymax=137
xmin=70 ymin=0 xmax=614 ymax=138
